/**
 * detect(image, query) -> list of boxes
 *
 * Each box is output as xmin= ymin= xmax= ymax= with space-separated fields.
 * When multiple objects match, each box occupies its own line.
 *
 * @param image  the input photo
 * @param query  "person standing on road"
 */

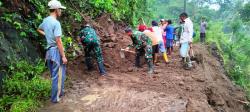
xmin=160 ymin=19 xmax=167 ymax=47
xmin=37 ymin=0 xmax=67 ymax=103
xmin=77 ymin=22 xmax=106 ymax=76
xmin=179 ymin=12 xmax=194 ymax=69
xmin=165 ymin=20 xmax=175 ymax=55
xmin=151 ymin=20 xmax=169 ymax=64
xmin=200 ymin=17 xmax=207 ymax=43
xmin=124 ymin=28 xmax=154 ymax=74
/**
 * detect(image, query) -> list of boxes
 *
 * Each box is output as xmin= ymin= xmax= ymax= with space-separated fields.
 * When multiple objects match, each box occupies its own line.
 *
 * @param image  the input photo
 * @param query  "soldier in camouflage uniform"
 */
xmin=77 ymin=24 xmax=106 ymax=75
xmin=125 ymin=28 xmax=154 ymax=74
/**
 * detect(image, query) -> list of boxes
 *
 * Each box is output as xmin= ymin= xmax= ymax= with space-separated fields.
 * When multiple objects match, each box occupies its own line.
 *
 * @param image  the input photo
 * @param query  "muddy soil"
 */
xmin=39 ymin=43 xmax=248 ymax=112
xmin=39 ymin=14 xmax=248 ymax=112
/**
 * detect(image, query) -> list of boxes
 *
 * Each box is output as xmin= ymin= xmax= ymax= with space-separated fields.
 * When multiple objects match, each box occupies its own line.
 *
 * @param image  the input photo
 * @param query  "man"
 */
xmin=151 ymin=20 xmax=169 ymax=64
xmin=77 ymin=22 xmax=106 ymax=76
xmin=160 ymin=19 xmax=167 ymax=46
xmin=200 ymin=17 xmax=207 ymax=43
xmin=138 ymin=24 xmax=159 ymax=65
xmin=125 ymin=28 xmax=154 ymax=74
xmin=179 ymin=12 xmax=193 ymax=69
xmin=165 ymin=20 xmax=175 ymax=55
xmin=37 ymin=0 xmax=67 ymax=103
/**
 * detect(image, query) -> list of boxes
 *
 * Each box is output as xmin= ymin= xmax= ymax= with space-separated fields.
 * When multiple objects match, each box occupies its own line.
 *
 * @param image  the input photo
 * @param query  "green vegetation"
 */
xmin=0 ymin=60 xmax=50 ymax=112
xmin=1 ymin=0 xmax=250 ymax=111
xmin=205 ymin=20 xmax=250 ymax=99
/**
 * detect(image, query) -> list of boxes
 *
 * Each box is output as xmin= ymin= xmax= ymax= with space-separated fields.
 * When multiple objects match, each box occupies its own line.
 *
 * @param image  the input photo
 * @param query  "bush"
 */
xmin=206 ymin=21 xmax=250 ymax=100
xmin=0 ymin=60 xmax=51 ymax=112
xmin=10 ymin=99 xmax=38 ymax=112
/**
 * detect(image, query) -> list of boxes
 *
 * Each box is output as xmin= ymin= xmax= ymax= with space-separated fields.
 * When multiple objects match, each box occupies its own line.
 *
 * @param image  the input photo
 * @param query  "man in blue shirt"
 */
xmin=37 ymin=0 xmax=67 ymax=103
xmin=165 ymin=20 xmax=174 ymax=55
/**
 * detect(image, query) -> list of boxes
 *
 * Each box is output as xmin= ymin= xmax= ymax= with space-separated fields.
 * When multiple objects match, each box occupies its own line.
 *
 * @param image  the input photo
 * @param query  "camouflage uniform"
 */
xmin=128 ymin=31 xmax=153 ymax=73
xmin=79 ymin=26 xmax=106 ymax=75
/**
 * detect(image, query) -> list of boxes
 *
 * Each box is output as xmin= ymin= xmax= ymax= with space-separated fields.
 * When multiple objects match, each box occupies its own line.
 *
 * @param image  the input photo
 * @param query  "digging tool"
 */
xmin=120 ymin=48 xmax=135 ymax=59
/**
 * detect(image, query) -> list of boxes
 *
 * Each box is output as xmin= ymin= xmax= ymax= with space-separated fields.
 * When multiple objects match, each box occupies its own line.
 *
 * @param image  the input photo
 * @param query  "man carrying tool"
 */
xmin=138 ymin=24 xmax=159 ymax=65
xmin=77 ymin=21 xmax=106 ymax=76
xmin=124 ymin=28 xmax=154 ymax=74
xmin=37 ymin=0 xmax=67 ymax=103
xmin=179 ymin=12 xmax=193 ymax=70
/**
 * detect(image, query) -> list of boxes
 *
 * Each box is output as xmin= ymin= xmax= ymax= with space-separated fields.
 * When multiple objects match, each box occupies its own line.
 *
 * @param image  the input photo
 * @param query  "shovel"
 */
xmin=120 ymin=48 xmax=135 ymax=59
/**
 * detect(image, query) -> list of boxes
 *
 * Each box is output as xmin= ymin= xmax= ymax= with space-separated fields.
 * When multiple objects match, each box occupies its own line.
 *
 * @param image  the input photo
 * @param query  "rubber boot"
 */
xmin=187 ymin=57 xmax=193 ymax=68
xmin=163 ymin=52 xmax=169 ymax=63
xmin=85 ymin=57 xmax=93 ymax=71
xmin=97 ymin=62 xmax=106 ymax=75
xmin=135 ymin=54 xmax=141 ymax=68
xmin=148 ymin=61 xmax=154 ymax=74
xmin=184 ymin=57 xmax=192 ymax=70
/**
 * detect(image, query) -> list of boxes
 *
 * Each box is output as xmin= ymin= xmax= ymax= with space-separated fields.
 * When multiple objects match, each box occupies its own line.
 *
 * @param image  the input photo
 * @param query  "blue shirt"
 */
xmin=39 ymin=16 xmax=62 ymax=48
xmin=165 ymin=25 xmax=174 ymax=40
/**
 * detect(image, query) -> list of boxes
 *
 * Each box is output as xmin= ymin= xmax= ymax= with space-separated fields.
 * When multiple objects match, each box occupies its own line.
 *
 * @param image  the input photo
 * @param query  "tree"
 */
xmin=240 ymin=3 xmax=250 ymax=22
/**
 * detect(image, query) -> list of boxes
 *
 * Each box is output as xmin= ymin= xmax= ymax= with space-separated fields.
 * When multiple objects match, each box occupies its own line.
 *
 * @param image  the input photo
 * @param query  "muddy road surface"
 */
xmin=39 ymin=44 xmax=248 ymax=112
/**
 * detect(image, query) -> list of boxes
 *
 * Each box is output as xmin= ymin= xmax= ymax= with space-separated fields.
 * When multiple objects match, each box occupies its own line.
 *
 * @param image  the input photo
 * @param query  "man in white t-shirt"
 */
xmin=179 ymin=12 xmax=193 ymax=69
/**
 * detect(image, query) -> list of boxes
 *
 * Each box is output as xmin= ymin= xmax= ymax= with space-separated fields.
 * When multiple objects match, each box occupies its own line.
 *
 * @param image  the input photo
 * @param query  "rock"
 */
xmin=104 ymin=63 xmax=111 ymax=68
xmin=103 ymin=43 xmax=109 ymax=47
xmin=111 ymin=36 xmax=117 ymax=43
xmin=108 ymin=43 xmax=116 ymax=48
xmin=179 ymin=81 xmax=184 ymax=86
xmin=154 ymin=70 xmax=160 ymax=74
xmin=127 ymin=67 xmax=133 ymax=72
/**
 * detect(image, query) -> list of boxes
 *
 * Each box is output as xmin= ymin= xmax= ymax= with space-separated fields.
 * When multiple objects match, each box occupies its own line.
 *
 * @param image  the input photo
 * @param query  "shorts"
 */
xmin=158 ymin=41 xmax=166 ymax=53
xmin=152 ymin=44 xmax=159 ymax=54
xmin=166 ymin=39 xmax=173 ymax=48
xmin=180 ymin=42 xmax=189 ymax=57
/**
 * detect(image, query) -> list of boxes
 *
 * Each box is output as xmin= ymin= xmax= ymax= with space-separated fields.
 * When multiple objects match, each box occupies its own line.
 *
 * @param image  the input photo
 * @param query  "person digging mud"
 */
xmin=37 ymin=0 xmax=67 ymax=103
xmin=77 ymin=22 xmax=106 ymax=76
xmin=179 ymin=12 xmax=193 ymax=70
xmin=124 ymin=28 xmax=154 ymax=74
xmin=138 ymin=24 xmax=159 ymax=66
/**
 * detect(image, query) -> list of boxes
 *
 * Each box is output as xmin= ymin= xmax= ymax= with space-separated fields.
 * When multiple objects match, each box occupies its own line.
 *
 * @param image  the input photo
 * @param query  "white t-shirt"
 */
xmin=180 ymin=18 xmax=193 ymax=44
xmin=152 ymin=26 xmax=163 ymax=42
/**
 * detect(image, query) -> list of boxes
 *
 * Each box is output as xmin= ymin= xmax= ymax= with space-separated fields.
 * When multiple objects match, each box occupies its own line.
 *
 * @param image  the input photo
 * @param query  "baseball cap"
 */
xmin=160 ymin=19 xmax=165 ymax=22
xmin=48 ymin=0 xmax=66 ymax=9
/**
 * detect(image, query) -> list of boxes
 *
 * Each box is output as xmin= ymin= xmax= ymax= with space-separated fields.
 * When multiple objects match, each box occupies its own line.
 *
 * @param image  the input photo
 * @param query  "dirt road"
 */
xmin=39 ymin=44 xmax=248 ymax=112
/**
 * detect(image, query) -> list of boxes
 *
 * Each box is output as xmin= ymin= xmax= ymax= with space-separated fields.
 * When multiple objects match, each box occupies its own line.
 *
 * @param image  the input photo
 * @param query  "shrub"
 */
xmin=10 ymin=99 xmax=38 ymax=112
xmin=0 ymin=60 xmax=51 ymax=112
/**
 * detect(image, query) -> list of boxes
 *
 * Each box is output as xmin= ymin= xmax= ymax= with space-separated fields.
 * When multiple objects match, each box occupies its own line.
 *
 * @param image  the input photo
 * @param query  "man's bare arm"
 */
xmin=37 ymin=28 xmax=45 ymax=36
xmin=56 ymin=37 xmax=67 ymax=64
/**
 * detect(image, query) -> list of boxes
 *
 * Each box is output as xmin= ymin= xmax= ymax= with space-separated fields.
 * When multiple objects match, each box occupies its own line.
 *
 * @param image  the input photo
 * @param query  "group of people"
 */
xmin=124 ymin=12 xmax=197 ymax=74
xmin=37 ymin=0 xmax=207 ymax=103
